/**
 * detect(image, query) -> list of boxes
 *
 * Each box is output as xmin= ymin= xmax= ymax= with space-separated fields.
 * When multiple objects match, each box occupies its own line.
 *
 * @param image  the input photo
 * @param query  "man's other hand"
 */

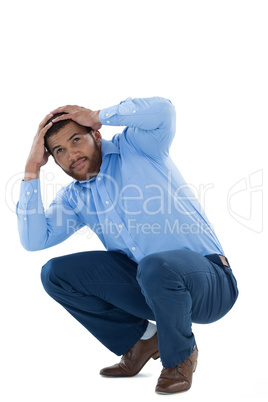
xmin=50 ymin=105 xmax=102 ymax=131
xmin=24 ymin=113 xmax=53 ymax=181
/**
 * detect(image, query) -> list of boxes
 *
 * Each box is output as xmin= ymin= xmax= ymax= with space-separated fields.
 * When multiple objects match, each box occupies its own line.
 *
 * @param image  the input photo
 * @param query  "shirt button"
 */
xmin=106 ymin=120 xmax=111 ymax=124
xmin=26 ymin=191 xmax=30 ymax=195
xmin=132 ymin=247 xmax=136 ymax=251
xmin=118 ymin=224 xmax=123 ymax=228
xmin=105 ymin=112 xmax=109 ymax=117
xmin=105 ymin=201 xmax=109 ymax=205
xmin=133 ymin=110 xmax=136 ymax=113
xmin=34 ymin=189 xmax=38 ymax=193
xmin=24 ymin=217 xmax=27 ymax=221
xmin=97 ymin=177 xmax=101 ymax=181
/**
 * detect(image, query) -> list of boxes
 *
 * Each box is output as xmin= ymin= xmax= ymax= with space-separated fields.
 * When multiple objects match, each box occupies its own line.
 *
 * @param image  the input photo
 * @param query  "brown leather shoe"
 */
xmin=100 ymin=332 xmax=159 ymax=377
xmin=155 ymin=344 xmax=198 ymax=394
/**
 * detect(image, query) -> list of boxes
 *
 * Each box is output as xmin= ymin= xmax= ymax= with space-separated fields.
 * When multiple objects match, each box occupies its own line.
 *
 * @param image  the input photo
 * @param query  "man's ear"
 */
xmin=92 ymin=130 xmax=102 ymax=144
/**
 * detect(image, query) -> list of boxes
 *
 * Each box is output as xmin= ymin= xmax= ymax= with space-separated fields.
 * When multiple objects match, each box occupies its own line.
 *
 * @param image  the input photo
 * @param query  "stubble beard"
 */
xmin=63 ymin=142 xmax=102 ymax=181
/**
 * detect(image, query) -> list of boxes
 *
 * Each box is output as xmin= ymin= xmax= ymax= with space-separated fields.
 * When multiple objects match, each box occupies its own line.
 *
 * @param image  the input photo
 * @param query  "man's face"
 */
xmin=46 ymin=121 xmax=103 ymax=181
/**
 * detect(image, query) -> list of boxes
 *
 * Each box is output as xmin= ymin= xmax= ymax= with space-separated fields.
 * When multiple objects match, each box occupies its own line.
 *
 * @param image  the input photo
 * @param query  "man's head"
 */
xmin=44 ymin=113 xmax=102 ymax=181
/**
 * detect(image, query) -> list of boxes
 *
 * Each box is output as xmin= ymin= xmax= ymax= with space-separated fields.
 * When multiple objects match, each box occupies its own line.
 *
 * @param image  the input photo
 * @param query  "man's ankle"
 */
xmin=140 ymin=321 xmax=157 ymax=340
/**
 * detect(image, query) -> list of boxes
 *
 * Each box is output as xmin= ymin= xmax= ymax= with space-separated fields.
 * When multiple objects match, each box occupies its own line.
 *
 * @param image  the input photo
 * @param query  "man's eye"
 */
xmin=56 ymin=138 xmax=79 ymax=154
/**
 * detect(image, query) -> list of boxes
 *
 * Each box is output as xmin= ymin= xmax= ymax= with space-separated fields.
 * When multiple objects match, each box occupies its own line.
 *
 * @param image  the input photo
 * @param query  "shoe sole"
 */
xmin=155 ymin=388 xmax=191 ymax=395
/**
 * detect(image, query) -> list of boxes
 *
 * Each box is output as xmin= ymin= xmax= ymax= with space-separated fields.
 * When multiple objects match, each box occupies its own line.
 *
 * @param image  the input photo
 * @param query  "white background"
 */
xmin=1 ymin=0 xmax=267 ymax=401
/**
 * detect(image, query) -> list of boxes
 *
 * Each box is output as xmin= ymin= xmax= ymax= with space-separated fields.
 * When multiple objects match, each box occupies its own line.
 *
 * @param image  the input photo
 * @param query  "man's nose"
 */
xmin=68 ymin=149 xmax=81 ymax=161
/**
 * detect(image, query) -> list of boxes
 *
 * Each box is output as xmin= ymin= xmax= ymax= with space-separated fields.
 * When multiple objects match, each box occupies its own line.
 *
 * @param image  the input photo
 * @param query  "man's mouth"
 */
xmin=72 ymin=158 xmax=87 ymax=169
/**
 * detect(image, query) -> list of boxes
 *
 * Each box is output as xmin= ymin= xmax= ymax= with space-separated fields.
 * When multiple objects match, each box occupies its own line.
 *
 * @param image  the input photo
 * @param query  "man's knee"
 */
xmin=137 ymin=251 xmax=188 ymax=297
xmin=40 ymin=257 xmax=61 ymax=296
xmin=137 ymin=253 xmax=171 ymax=297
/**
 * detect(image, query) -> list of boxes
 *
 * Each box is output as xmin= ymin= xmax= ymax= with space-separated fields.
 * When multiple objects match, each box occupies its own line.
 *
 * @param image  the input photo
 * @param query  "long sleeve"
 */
xmin=99 ymin=97 xmax=176 ymax=160
xmin=16 ymin=178 xmax=85 ymax=251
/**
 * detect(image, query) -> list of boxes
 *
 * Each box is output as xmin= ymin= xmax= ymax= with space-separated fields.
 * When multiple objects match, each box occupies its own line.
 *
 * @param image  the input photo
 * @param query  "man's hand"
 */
xmin=50 ymin=105 xmax=102 ymax=131
xmin=24 ymin=113 xmax=53 ymax=181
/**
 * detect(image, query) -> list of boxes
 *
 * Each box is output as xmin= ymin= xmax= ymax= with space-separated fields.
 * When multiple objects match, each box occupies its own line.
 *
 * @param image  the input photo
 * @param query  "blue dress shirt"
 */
xmin=16 ymin=97 xmax=225 ymax=263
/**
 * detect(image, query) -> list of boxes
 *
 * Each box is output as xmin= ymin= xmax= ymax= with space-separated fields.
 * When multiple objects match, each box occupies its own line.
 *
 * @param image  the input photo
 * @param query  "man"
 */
xmin=16 ymin=97 xmax=239 ymax=395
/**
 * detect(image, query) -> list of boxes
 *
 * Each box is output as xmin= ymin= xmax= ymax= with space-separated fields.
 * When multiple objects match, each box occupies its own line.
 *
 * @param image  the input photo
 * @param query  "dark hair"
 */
xmin=44 ymin=112 xmax=93 ymax=154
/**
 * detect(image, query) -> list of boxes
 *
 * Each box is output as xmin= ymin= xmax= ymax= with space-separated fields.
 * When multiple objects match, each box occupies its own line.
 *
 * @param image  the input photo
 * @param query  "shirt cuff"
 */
xmin=18 ymin=178 xmax=42 ymax=208
xmin=99 ymin=104 xmax=120 ymax=126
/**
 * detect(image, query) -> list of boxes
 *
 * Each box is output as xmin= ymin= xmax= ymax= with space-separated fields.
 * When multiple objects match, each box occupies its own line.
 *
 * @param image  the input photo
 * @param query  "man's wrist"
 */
xmin=24 ymin=162 xmax=40 ymax=182
xmin=92 ymin=110 xmax=102 ymax=130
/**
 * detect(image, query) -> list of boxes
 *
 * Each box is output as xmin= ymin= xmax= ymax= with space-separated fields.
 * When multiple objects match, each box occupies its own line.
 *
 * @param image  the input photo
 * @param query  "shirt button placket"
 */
xmin=97 ymin=176 xmax=144 ymax=261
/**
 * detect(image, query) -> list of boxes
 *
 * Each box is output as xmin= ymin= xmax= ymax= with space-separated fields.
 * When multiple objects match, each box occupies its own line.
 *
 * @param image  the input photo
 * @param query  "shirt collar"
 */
xmin=101 ymin=138 xmax=120 ymax=157
xmin=73 ymin=138 xmax=119 ymax=185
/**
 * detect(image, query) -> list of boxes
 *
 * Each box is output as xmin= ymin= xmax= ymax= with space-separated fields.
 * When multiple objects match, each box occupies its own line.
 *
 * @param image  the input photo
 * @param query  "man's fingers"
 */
xmin=50 ymin=105 xmax=82 ymax=115
xmin=51 ymin=113 xmax=73 ymax=123
xmin=42 ymin=121 xmax=53 ymax=131
xmin=39 ymin=113 xmax=54 ymax=128
xmin=38 ymin=121 xmax=53 ymax=137
xmin=50 ymin=105 xmax=70 ymax=114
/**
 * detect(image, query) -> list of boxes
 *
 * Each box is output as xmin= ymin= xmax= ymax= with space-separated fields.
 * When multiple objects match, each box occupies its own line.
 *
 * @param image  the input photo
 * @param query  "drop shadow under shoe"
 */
xmin=100 ymin=332 xmax=159 ymax=377
xmin=155 ymin=344 xmax=198 ymax=394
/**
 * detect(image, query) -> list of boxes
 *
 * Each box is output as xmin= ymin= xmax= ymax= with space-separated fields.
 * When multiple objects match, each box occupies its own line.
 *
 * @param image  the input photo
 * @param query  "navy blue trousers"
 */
xmin=41 ymin=249 xmax=238 ymax=368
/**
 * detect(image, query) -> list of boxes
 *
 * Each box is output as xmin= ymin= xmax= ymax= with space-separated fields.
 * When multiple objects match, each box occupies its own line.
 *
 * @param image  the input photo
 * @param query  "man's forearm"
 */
xmin=99 ymin=97 xmax=175 ymax=131
xmin=16 ymin=177 xmax=84 ymax=252
xmin=24 ymin=162 xmax=40 ymax=182
xmin=16 ymin=178 xmax=48 ymax=251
